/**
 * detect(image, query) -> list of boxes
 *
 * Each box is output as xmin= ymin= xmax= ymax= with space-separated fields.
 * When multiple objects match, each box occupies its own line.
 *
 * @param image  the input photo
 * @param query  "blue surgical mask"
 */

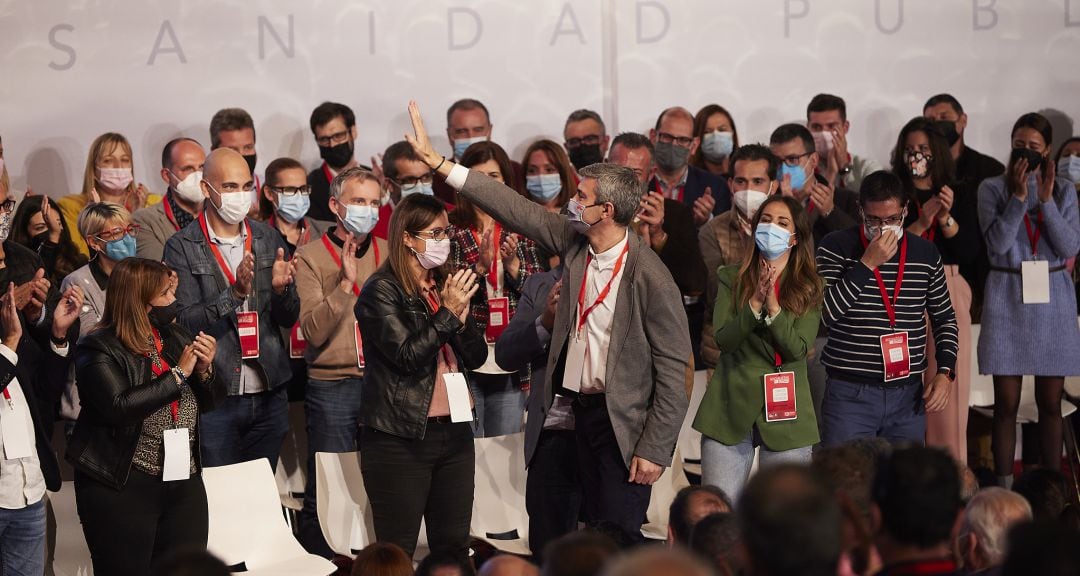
xmin=401 ymin=182 xmax=434 ymax=198
xmin=754 ymin=223 xmax=792 ymax=261
xmin=701 ymin=131 xmax=734 ymax=163
xmin=341 ymin=204 xmax=379 ymax=236
xmin=778 ymin=163 xmax=808 ymax=192
xmin=276 ymin=193 xmax=310 ymax=223
xmin=526 ymin=174 xmax=562 ymax=202
xmin=1060 ymin=155 xmax=1080 ymax=184
xmin=104 ymin=234 xmax=137 ymax=261
xmin=453 ymin=136 xmax=487 ymax=159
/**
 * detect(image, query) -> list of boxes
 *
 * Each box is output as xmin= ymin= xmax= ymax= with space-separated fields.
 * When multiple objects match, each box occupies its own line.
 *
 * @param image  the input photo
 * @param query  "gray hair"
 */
xmin=329 ymin=166 xmax=382 ymax=202
xmin=961 ymin=487 xmax=1033 ymax=565
xmin=565 ymin=109 xmax=606 ymax=135
xmin=578 ymin=163 xmax=643 ymax=225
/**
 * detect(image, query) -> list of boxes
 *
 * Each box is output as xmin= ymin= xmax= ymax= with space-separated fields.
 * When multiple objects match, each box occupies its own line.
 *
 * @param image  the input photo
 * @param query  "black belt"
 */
xmin=427 ymin=415 xmax=455 ymax=424
xmin=990 ymin=264 xmax=1066 ymax=275
xmin=570 ymin=392 xmax=606 ymax=409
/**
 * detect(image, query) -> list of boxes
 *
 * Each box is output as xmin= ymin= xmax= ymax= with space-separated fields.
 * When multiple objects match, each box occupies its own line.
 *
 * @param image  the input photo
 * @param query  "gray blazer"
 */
xmin=457 ymin=170 xmax=690 ymax=468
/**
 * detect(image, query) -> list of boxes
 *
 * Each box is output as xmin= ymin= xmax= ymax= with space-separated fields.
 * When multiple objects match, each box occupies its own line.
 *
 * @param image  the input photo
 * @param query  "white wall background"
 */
xmin=1 ymin=0 xmax=1079 ymax=198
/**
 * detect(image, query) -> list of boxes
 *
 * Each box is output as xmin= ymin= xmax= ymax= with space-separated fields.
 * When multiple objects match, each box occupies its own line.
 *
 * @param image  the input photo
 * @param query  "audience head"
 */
xmin=522 ymin=139 xmax=576 ymax=210
xmin=1055 ymin=135 xmax=1080 ymax=187
xmin=600 ymin=544 xmax=712 ymax=576
xmin=607 ymin=132 xmax=654 ymax=187
xmin=570 ymin=163 xmax=641 ymax=237
xmin=447 ymin=98 xmax=493 ymax=159
xmin=890 ymin=117 xmax=955 ymax=188
xmin=728 ymin=143 xmax=780 ymax=229
xmin=351 ymin=542 xmax=415 ymax=576
xmin=871 ymin=446 xmax=962 ymax=553
xmin=1001 ymin=521 xmax=1080 ymax=576
xmin=1007 ymin=112 xmax=1054 ymax=181
xmin=688 ymin=512 xmax=742 ymax=576
xmin=415 ymin=549 xmax=475 ymax=576
xmin=200 ymin=147 xmax=254 ymax=226
xmin=160 ymin=137 xmax=207 ymax=206
xmin=649 ymin=107 xmax=697 ymax=175
xmin=667 ymin=484 xmax=732 ymax=546
xmin=11 ymin=194 xmax=62 ymax=249
xmin=329 ymin=166 xmax=382 ymax=238
xmin=99 ymin=257 xmax=174 ymax=354
xmin=160 ymin=549 xmax=230 ymax=576
xmin=541 ymin=531 xmax=618 ymax=576
xmin=858 ymin=170 xmax=908 ymax=241
xmin=384 ymin=140 xmax=435 ymax=202
xmin=738 ymin=464 xmax=842 ymax=576
xmin=451 ymin=141 xmax=515 ymax=230
xmin=806 ymin=93 xmax=849 ymax=157
xmin=82 ymin=132 xmax=136 ymax=198
xmin=692 ymin=103 xmax=740 ymax=169
xmin=769 ymin=123 xmax=818 ymax=197
xmin=78 ymin=202 xmax=135 ymax=264
xmin=735 ymin=195 xmax=820 ymax=317
xmin=564 ymin=109 xmax=609 ymax=170
xmin=1012 ymin=468 xmax=1068 ymax=524
xmin=388 ymin=192 xmax=450 ymax=293
xmin=921 ymin=93 xmax=966 ymax=148
xmin=478 ymin=554 xmax=538 ymax=576
xmin=310 ymin=101 xmax=358 ymax=171
xmin=956 ymin=487 xmax=1032 ymax=572
xmin=261 ymin=157 xmax=309 ymax=223
xmin=209 ymin=108 xmax=257 ymax=174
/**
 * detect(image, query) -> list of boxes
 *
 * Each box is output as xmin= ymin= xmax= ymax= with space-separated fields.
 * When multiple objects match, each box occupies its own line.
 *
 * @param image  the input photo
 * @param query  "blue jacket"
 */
xmin=163 ymin=217 xmax=300 ymax=394
xmin=650 ymin=165 xmax=731 ymax=218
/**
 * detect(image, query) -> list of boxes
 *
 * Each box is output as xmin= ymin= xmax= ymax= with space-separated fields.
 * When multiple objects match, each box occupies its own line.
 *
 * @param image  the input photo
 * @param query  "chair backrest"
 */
xmin=472 ymin=433 xmax=529 ymax=552
xmin=47 ymin=482 xmax=94 ymax=576
xmin=315 ymin=451 xmax=375 ymax=557
xmin=203 ymin=458 xmax=311 ymax=569
xmin=641 ymin=448 xmax=690 ymax=540
xmin=678 ymin=370 xmax=710 ymax=462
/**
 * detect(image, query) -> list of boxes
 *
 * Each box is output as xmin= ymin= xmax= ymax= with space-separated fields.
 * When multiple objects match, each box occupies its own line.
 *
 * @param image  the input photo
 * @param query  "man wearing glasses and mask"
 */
xmin=306 ymin=101 xmax=370 ymax=223
xmin=648 ymin=107 xmax=729 ymax=227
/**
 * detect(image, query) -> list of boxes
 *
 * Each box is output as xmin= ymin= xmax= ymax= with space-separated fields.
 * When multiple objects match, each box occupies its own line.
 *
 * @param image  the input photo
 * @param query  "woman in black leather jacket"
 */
xmin=355 ymin=193 xmax=487 ymax=560
xmin=67 ymin=258 xmax=224 ymax=576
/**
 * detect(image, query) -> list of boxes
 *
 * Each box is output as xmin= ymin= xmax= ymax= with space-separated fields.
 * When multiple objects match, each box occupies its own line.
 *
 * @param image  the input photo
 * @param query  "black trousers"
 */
xmin=360 ymin=422 xmax=474 ymax=559
xmin=526 ymin=428 xmax=582 ymax=559
xmin=572 ymin=397 xmax=652 ymax=541
xmin=75 ymin=468 xmax=208 ymax=576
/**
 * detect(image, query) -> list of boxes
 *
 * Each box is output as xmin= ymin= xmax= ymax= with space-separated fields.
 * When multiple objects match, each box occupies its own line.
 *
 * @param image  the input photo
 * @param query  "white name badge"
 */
xmin=162 ymin=427 xmax=191 ymax=482
xmin=0 ymin=394 xmax=33 ymax=460
xmin=443 ymin=373 xmax=473 ymax=423
xmin=561 ymin=337 xmax=588 ymax=393
xmin=1021 ymin=260 xmax=1051 ymax=304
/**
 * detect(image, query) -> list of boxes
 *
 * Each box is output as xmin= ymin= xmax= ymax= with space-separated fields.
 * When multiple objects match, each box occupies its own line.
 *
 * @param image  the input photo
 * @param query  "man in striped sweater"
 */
xmin=816 ymin=171 xmax=958 ymax=446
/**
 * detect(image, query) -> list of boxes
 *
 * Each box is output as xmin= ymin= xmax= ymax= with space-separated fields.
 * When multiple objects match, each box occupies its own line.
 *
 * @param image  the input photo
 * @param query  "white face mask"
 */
xmin=411 ymin=237 xmax=450 ymax=269
xmin=812 ymin=131 xmax=835 ymax=155
xmin=733 ymin=189 xmax=769 ymax=220
xmin=171 ymin=169 xmax=204 ymax=203
xmin=206 ymin=181 xmax=251 ymax=225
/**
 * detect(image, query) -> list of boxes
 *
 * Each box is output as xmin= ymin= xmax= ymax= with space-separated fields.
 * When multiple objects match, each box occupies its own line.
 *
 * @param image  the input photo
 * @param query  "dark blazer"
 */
xmin=455 ymin=169 xmax=691 ymax=468
xmin=657 ymin=199 xmax=706 ymax=297
xmin=355 ymin=267 xmax=488 ymax=440
xmin=163 ymin=217 xmax=300 ymax=394
xmin=650 ymin=165 xmax=732 ymax=220
xmin=808 ymin=177 xmax=861 ymax=247
xmin=494 ymin=267 xmax=562 ymax=467
xmin=66 ymin=322 xmax=226 ymax=490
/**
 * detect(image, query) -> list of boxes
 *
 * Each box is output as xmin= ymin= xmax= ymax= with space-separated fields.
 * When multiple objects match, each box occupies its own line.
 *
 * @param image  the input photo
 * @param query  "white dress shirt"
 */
xmin=577 ymin=230 xmax=629 ymax=394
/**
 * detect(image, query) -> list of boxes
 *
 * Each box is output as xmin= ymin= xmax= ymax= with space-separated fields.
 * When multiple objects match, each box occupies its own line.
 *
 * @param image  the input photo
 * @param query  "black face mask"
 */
xmin=933 ymin=120 xmax=960 ymax=147
xmin=568 ymin=144 xmax=604 ymax=171
xmin=149 ymin=301 xmax=180 ymax=327
xmin=30 ymin=231 xmax=51 ymax=250
xmin=243 ymin=154 xmax=258 ymax=175
xmin=1010 ymin=147 xmax=1044 ymax=173
xmin=320 ymin=141 xmax=354 ymax=170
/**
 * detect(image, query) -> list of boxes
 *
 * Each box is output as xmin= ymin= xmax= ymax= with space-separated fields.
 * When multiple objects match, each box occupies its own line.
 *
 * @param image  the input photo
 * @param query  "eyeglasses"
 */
xmin=863 ymin=214 xmax=905 ymax=227
xmin=565 ymin=135 xmax=602 ymax=148
xmin=316 ymin=130 xmax=351 ymax=147
xmin=94 ymin=224 xmax=141 ymax=242
xmin=0 ymin=199 xmax=15 ymax=215
xmin=779 ymin=151 xmax=813 ymax=167
xmin=395 ymin=173 xmax=435 ymax=187
xmin=271 ymin=185 xmax=311 ymax=196
xmin=410 ymin=226 xmax=455 ymax=241
xmin=656 ymin=132 xmax=693 ymax=148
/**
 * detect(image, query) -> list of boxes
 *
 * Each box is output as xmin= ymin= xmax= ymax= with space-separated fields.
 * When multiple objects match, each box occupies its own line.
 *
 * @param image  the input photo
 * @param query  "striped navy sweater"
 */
xmin=816 ymin=227 xmax=958 ymax=385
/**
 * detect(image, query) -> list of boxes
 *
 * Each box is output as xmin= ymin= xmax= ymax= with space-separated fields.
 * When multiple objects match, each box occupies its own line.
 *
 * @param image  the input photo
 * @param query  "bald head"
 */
xmin=960 ymin=488 xmax=1033 ymax=570
xmin=654 ymin=106 xmax=695 ymax=131
xmin=201 ymin=147 xmax=253 ymax=196
xmin=601 ymin=547 xmax=712 ymax=576
xmin=479 ymin=555 xmax=539 ymax=576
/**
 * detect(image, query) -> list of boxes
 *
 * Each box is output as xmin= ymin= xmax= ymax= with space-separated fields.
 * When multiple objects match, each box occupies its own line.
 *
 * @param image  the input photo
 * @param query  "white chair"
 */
xmin=315 ymin=451 xmax=375 ymax=558
xmin=276 ymin=401 xmax=308 ymax=531
xmin=203 ymin=459 xmax=336 ymax=575
xmin=46 ymin=482 xmax=93 ymax=576
xmin=471 ymin=433 xmax=530 ymax=555
xmin=677 ymin=370 xmax=709 ymax=467
xmin=641 ymin=447 xmax=690 ymax=541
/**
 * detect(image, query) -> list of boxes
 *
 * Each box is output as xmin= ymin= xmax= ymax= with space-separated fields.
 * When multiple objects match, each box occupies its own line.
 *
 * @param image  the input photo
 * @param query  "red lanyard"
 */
xmin=2 ymin=387 xmax=11 ymax=407
xmin=164 ymin=193 xmax=182 ymax=231
xmin=806 ymin=199 xmax=816 ymax=214
xmin=198 ymin=211 xmax=252 ymax=286
xmin=915 ymin=199 xmax=936 ymax=242
xmin=1024 ymin=209 xmax=1043 ymax=256
xmin=771 ymin=281 xmax=782 ymax=368
xmin=576 ymin=242 xmax=630 ymax=333
xmin=652 ymin=178 xmax=684 ymax=203
xmin=322 ymin=233 xmax=380 ymax=296
xmin=471 ymin=222 xmax=502 ymax=291
xmin=860 ymin=227 xmax=908 ymax=328
xmin=148 ymin=328 xmax=179 ymax=423
xmin=269 ymin=215 xmax=312 ymax=247
xmin=422 ymin=290 xmax=453 ymax=365
xmin=322 ymin=163 xmax=334 ymax=185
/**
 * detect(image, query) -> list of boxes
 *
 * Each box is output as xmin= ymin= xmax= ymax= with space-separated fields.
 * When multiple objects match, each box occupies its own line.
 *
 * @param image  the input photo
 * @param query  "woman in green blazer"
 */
xmin=693 ymin=195 xmax=823 ymax=501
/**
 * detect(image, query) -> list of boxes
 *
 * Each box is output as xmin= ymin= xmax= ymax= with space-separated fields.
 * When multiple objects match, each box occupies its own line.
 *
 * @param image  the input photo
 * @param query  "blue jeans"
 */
xmin=298 ymin=377 xmax=364 ymax=558
xmin=0 ymin=499 xmax=45 ymax=576
xmin=701 ymin=432 xmax=812 ymax=504
xmin=821 ymin=377 xmax=926 ymax=447
xmin=199 ymin=385 xmax=289 ymax=469
xmin=470 ymin=373 xmax=525 ymax=437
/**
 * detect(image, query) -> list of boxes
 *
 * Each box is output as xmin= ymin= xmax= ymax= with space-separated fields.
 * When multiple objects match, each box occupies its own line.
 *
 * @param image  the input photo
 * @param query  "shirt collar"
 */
xmin=589 ymin=230 xmax=629 ymax=271
xmin=206 ymin=219 xmax=248 ymax=246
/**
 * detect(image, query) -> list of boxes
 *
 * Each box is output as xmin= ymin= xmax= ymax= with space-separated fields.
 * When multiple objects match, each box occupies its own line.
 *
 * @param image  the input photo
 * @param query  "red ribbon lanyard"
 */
xmin=576 ymin=242 xmax=630 ymax=334
xmin=860 ymin=228 xmax=908 ymax=328
xmin=1024 ymin=209 xmax=1043 ymax=256
xmin=422 ymin=290 xmax=453 ymax=365
xmin=471 ymin=222 xmax=502 ymax=291
xmin=148 ymin=328 xmax=179 ymax=423
xmin=915 ymin=199 xmax=936 ymax=242
xmin=652 ymin=178 xmax=684 ymax=203
xmin=322 ymin=233 xmax=380 ymax=297
xmin=806 ymin=199 xmax=816 ymax=214
xmin=2 ymin=387 xmax=11 ymax=407
xmin=198 ymin=211 xmax=252 ymax=286
xmin=163 ymin=194 xmax=181 ymax=231
xmin=322 ymin=163 xmax=334 ymax=185
xmin=771 ymin=281 xmax=782 ymax=368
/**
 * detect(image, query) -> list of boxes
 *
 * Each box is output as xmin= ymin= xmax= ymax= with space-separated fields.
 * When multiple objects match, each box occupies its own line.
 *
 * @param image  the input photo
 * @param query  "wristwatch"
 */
xmin=937 ymin=367 xmax=955 ymax=382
